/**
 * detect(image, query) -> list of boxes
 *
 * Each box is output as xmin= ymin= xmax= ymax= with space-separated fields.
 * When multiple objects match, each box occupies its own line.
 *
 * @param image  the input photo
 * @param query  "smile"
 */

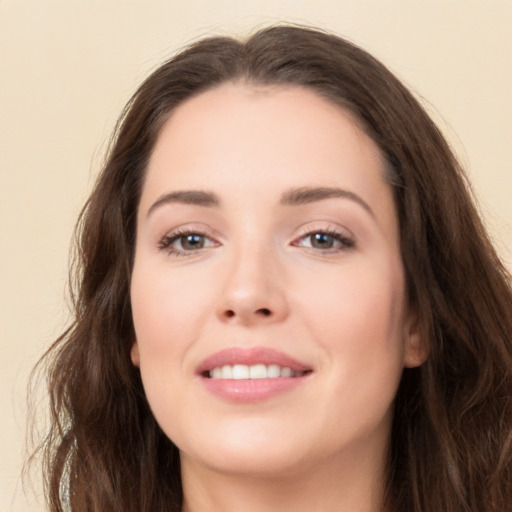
xmin=208 ymin=364 xmax=308 ymax=379
xmin=198 ymin=347 xmax=313 ymax=402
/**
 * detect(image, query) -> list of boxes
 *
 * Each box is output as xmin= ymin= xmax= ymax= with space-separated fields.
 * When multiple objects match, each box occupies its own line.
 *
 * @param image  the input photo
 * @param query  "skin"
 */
xmin=130 ymin=84 xmax=426 ymax=512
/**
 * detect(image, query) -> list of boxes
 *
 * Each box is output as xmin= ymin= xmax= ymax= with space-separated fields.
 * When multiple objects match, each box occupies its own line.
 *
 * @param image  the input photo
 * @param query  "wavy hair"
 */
xmin=30 ymin=25 xmax=512 ymax=511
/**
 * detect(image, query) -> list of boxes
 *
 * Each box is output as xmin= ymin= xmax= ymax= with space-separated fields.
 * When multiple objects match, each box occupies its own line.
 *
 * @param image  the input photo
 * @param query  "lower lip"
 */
xmin=201 ymin=376 xmax=308 ymax=403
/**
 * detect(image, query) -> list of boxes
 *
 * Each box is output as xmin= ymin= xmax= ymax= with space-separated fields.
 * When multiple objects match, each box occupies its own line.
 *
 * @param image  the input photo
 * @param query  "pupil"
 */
xmin=183 ymin=234 xmax=204 ymax=249
xmin=312 ymin=233 xmax=333 ymax=248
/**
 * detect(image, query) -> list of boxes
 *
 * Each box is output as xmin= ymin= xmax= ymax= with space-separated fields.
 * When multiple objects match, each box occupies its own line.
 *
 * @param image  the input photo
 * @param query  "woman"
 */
xmin=34 ymin=25 xmax=512 ymax=511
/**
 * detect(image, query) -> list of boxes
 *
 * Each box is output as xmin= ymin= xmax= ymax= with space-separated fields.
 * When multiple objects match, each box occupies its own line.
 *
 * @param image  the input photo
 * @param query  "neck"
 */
xmin=180 ymin=444 xmax=389 ymax=512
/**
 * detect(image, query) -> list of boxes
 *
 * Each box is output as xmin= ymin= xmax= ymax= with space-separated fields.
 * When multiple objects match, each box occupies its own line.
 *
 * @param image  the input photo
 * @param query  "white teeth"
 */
xmin=249 ymin=364 xmax=267 ymax=379
xmin=208 ymin=364 xmax=306 ymax=379
xmin=267 ymin=364 xmax=281 ymax=378
xmin=232 ymin=364 xmax=249 ymax=379
xmin=221 ymin=365 xmax=233 ymax=379
xmin=280 ymin=367 xmax=292 ymax=378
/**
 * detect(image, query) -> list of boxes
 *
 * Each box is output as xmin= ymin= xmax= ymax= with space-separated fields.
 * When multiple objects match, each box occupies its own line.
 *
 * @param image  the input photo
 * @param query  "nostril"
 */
xmin=222 ymin=308 xmax=273 ymax=320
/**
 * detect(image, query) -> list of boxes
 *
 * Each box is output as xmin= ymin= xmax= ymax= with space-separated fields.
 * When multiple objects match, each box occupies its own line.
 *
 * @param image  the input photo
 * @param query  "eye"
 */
xmin=158 ymin=230 xmax=219 ymax=256
xmin=293 ymin=229 xmax=355 ymax=252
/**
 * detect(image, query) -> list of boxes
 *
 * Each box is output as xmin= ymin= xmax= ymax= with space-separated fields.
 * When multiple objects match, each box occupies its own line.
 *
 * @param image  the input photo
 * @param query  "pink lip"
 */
xmin=197 ymin=347 xmax=313 ymax=404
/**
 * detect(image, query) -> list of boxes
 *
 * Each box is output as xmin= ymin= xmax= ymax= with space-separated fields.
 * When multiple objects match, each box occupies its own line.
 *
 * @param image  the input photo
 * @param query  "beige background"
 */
xmin=1 ymin=1 xmax=511 ymax=510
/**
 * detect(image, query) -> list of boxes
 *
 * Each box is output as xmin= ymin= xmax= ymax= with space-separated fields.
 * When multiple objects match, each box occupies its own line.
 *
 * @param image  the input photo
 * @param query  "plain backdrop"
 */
xmin=1 ymin=1 xmax=511 ymax=510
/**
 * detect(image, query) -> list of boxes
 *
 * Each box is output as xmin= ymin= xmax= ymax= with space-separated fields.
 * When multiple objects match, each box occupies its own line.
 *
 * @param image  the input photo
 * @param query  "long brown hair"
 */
xmin=30 ymin=25 xmax=512 ymax=511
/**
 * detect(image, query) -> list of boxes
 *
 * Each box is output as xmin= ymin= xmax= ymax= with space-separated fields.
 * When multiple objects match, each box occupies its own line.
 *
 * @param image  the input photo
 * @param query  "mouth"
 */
xmin=204 ymin=364 xmax=310 ymax=379
xmin=197 ymin=347 xmax=313 ymax=402
xmin=197 ymin=346 xmax=313 ymax=379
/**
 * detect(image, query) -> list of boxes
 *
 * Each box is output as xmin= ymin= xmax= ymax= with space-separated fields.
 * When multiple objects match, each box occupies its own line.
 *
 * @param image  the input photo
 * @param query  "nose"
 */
xmin=216 ymin=245 xmax=289 ymax=325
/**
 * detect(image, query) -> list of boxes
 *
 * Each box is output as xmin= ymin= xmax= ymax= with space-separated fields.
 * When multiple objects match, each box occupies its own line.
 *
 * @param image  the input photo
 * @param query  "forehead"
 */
xmin=141 ymin=84 xmax=393 ymax=218
xmin=152 ymin=84 xmax=385 ymax=172
xmin=152 ymin=83 xmax=375 ymax=152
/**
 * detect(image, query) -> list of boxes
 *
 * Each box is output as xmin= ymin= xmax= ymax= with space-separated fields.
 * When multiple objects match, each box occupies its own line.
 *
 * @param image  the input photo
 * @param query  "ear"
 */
xmin=402 ymin=310 xmax=428 ymax=368
xmin=130 ymin=341 xmax=140 ymax=367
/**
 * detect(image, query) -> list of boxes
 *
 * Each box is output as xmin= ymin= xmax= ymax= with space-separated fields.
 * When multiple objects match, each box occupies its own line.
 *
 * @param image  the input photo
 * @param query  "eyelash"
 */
xmin=158 ymin=227 xmax=355 ymax=257
xmin=158 ymin=228 xmax=218 ymax=257
xmin=292 ymin=227 xmax=355 ymax=253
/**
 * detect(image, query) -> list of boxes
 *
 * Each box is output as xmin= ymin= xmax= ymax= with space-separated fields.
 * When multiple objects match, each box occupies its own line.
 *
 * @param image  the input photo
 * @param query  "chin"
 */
xmin=186 ymin=445 xmax=307 ymax=479
xmin=176 ymin=420 xmax=312 ymax=478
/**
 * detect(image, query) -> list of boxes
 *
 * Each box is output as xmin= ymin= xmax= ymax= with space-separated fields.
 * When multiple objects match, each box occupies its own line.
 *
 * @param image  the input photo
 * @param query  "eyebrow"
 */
xmin=146 ymin=186 xmax=374 ymax=218
xmin=280 ymin=186 xmax=375 ymax=218
xmin=147 ymin=190 xmax=220 ymax=217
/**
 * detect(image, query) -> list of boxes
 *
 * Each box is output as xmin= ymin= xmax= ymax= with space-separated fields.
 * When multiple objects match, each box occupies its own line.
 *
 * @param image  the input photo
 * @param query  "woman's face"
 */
xmin=130 ymin=84 xmax=424 ymax=478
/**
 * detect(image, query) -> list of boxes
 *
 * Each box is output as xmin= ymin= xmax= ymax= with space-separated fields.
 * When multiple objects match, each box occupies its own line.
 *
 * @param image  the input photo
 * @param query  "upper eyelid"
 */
xmin=159 ymin=222 xmax=353 ymax=236
xmin=293 ymin=222 xmax=354 ymax=239
xmin=159 ymin=223 xmax=220 ymax=240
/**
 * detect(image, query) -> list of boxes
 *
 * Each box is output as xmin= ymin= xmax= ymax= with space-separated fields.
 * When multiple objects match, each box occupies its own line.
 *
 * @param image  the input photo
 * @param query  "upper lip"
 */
xmin=196 ymin=346 xmax=312 ymax=375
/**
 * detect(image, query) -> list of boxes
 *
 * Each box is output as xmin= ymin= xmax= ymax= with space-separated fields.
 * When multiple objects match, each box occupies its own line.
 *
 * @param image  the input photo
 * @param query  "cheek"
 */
xmin=130 ymin=264 xmax=209 ymax=433
xmin=302 ymin=257 xmax=405 ymax=339
xmin=130 ymin=262 xmax=213 ymax=358
xmin=305 ymin=265 xmax=406 ymax=432
xmin=299 ymin=258 xmax=407 ymax=388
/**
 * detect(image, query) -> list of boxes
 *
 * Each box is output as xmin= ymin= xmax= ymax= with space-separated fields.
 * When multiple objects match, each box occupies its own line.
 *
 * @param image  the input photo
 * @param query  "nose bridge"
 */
xmin=217 ymin=233 xmax=288 ymax=324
